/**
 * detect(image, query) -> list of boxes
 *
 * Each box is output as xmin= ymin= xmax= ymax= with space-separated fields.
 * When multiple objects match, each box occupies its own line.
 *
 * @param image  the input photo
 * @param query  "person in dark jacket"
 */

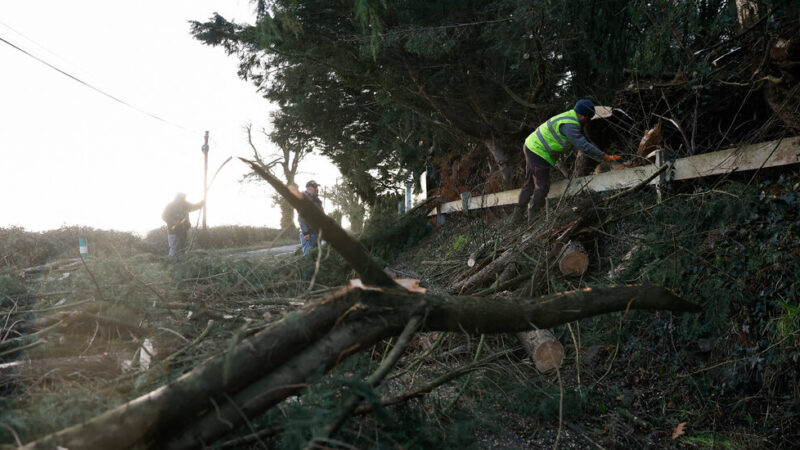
xmin=298 ymin=180 xmax=323 ymax=256
xmin=162 ymin=193 xmax=203 ymax=258
xmin=513 ymin=99 xmax=621 ymax=224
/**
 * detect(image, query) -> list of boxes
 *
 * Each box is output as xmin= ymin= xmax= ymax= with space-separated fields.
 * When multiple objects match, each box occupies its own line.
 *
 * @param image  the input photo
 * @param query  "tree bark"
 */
xmin=278 ymin=197 xmax=295 ymax=231
xmin=735 ymin=0 xmax=759 ymax=29
xmin=483 ymin=135 xmax=513 ymax=188
xmin=166 ymin=320 xmax=392 ymax=450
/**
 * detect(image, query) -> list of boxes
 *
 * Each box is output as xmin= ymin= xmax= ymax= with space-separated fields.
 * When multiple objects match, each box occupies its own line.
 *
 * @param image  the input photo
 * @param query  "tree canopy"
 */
xmin=192 ymin=0 xmax=798 ymax=201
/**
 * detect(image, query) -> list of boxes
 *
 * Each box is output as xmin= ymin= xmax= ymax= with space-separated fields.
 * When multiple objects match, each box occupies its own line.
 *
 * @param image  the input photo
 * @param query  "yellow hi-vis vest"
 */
xmin=524 ymin=110 xmax=581 ymax=166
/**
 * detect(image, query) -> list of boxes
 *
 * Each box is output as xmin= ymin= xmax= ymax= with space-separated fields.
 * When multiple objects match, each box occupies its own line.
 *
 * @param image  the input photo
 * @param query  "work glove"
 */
xmin=603 ymin=154 xmax=622 ymax=161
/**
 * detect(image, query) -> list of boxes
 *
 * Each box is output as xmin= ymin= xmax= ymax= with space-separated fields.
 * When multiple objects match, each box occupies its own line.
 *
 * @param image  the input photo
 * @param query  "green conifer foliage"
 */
xmin=192 ymin=0 xmax=799 ymax=201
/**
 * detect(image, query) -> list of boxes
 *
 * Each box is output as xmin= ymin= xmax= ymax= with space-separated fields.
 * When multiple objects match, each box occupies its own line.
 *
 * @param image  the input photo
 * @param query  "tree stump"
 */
xmin=557 ymin=241 xmax=589 ymax=277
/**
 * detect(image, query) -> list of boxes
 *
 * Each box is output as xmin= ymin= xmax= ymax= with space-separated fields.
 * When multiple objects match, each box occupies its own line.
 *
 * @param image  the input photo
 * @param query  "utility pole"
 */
xmin=202 ymin=131 xmax=209 ymax=230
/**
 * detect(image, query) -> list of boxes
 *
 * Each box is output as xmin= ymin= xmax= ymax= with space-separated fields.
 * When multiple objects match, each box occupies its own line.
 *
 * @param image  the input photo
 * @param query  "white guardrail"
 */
xmin=429 ymin=136 xmax=800 ymax=216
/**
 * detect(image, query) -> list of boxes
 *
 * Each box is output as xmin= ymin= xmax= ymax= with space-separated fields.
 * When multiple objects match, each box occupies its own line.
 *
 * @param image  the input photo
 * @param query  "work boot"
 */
xmin=511 ymin=207 xmax=525 ymax=224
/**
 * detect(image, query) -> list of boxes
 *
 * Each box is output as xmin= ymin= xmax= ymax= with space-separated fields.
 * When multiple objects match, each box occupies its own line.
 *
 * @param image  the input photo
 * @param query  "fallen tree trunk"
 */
xmin=451 ymin=247 xmax=517 ymax=294
xmin=20 ymin=283 xmax=700 ymax=450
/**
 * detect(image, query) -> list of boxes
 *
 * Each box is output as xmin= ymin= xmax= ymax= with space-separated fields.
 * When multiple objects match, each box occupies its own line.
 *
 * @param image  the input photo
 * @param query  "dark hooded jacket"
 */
xmin=162 ymin=198 xmax=202 ymax=233
xmin=298 ymin=192 xmax=323 ymax=236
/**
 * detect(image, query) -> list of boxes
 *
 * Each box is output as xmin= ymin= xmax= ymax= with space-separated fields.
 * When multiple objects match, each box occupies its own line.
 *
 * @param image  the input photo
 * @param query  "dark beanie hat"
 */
xmin=574 ymin=99 xmax=595 ymax=118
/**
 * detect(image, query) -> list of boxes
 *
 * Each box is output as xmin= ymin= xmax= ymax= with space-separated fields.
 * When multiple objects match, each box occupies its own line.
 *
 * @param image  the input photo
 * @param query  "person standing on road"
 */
xmin=298 ymin=180 xmax=323 ymax=256
xmin=513 ymin=99 xmax=621 ymax=224
xmin=162 ymin=193 xmax=203 ymax=259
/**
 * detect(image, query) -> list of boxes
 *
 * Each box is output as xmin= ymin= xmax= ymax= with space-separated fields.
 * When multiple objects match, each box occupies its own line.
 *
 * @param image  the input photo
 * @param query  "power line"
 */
xmin=0 ymin=19 xmax=89 ymax=77
xmin=0 ymin=33 xmax=200 ymax=135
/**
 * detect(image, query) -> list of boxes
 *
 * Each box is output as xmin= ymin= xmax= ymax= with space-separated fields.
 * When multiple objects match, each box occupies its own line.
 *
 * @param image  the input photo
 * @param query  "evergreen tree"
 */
xmin=192 ymin=0 xmax=797 ymax=197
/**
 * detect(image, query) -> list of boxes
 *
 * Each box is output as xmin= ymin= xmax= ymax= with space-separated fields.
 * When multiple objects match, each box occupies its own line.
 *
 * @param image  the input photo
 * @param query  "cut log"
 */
xmin=736 ymin=0 xmax=759 ymax=29
xmin=517 ymin=329 xmax=564 ymax=373
xmin=557 ymin=241 xmax=589 ymax=277
xmin=19 ymin=258 xmax=81 ymax=277
xmin=467 ymin=239 xmax=495 ymax=268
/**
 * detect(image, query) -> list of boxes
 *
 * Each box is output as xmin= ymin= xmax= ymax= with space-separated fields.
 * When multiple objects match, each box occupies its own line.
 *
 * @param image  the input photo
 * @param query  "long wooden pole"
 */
xmin=202 ymin=131 xmax=209 ymax=230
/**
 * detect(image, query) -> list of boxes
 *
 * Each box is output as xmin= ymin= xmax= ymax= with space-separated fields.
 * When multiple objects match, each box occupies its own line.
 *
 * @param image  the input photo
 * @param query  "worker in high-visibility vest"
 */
xmin=513 ymin=99 xmax=621 ymax=224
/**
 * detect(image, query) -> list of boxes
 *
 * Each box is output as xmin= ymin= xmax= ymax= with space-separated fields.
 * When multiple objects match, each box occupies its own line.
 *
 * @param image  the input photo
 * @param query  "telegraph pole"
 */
xmin=202 ymin=131 xmax=209 ymax=230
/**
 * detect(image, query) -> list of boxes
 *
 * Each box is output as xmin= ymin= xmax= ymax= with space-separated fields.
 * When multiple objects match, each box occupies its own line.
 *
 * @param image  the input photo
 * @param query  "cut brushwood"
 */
xmin=451 ymin=232 xmax=537 ymax=295
xmin=17 ymin=164 xmax=703 ymax=450
xmin=20 ymin=284 xmax=701 ymax=450
xmin=467 ymin=239 xmax=495 ymax=268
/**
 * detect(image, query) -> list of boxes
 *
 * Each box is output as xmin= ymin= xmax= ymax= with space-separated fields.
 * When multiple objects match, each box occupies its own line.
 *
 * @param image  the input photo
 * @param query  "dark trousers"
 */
xmin=517 ymin=145 xmax=551 ymax=216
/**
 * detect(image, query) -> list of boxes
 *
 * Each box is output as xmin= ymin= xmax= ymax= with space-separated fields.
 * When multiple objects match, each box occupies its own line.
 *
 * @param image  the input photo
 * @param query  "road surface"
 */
xmin=244 ymin=244 xmax=299 ymax=256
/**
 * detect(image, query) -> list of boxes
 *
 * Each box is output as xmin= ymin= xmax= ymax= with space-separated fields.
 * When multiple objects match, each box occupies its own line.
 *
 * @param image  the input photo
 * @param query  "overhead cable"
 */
xmin=0 ymin=33 xmax=199 ymax=135
xmin=0 ymin=19 xmax=88 ymax=75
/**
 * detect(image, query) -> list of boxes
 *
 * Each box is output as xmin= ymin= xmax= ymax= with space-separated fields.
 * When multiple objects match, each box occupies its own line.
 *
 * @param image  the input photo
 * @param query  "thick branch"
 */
xmin=239 ymin=157 xmax=397 ymax=288
xmin=425 ymin=284 xmax=699 ymax=333
xmin=157 ymin=284 xmax=700 ymax=449
xmin=165 ymin=318 xmax=398 ymax=450
xmin=20 ymin=291 xmax=362 ymax=450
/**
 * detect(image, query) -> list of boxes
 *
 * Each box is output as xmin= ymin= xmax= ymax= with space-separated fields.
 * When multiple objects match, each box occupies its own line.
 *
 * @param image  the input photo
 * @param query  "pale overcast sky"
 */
xmin=0 ymin=0 xmax=339 ymax=234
